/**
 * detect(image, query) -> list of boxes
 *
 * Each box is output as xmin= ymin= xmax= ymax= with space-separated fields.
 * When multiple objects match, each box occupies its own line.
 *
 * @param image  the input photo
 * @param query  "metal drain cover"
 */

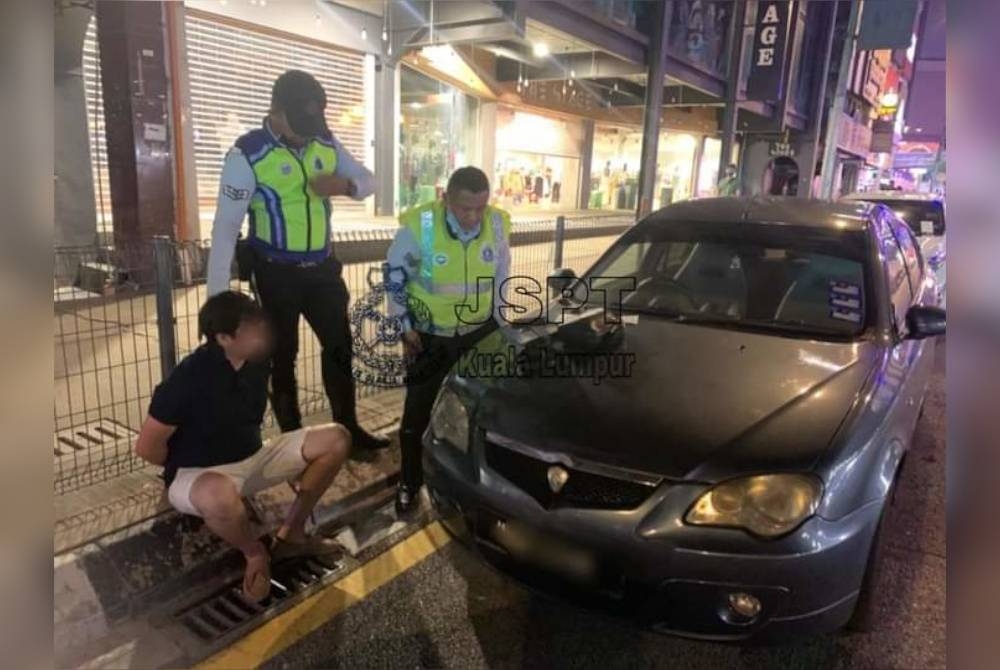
xmin=173 ymin=553 xmax=344 ymax=644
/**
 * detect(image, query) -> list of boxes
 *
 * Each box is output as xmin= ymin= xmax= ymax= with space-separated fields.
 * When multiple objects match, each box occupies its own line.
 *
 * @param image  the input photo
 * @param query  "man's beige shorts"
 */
xmin=168 ymin=428 xmax=310 ymax=517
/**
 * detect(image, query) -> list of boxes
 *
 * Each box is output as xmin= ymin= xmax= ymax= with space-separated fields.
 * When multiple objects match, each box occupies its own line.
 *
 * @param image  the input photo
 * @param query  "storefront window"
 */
xmin=654 ymin=132 xmax=699 ymax=209
xmin=399 ymin=67 xmax=479 ymax=209
xmin=494 ymin=108 xmax=583 ymax=213
xmin=590 ymin=125 xmax=642 ymax=211
xmin=696 ymin=137 xmax=722 ymax=197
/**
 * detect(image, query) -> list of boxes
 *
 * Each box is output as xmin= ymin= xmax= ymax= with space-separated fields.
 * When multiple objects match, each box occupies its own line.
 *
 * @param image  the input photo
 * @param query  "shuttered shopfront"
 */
xmin=184 ymin=10 xmax=372 ymax=225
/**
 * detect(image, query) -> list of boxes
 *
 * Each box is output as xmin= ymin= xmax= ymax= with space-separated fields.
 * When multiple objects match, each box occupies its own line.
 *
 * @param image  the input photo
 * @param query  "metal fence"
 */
xmin=53 ymin=213 xmax=632 ymax=494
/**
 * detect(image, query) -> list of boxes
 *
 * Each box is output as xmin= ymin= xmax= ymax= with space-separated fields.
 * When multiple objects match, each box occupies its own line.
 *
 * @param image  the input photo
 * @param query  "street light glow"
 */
xmin=533 ymin=42 xmax=550 ymax=58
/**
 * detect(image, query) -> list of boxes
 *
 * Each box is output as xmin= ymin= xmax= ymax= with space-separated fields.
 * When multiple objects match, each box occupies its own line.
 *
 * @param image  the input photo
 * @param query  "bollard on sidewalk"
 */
xmin=553 ymin=215 xmax=566 ymax=270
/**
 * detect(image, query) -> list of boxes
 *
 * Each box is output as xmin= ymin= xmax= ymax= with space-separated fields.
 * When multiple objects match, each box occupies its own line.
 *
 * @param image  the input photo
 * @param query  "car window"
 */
xmin=585 ymin=222 xmax=870 ymax=339
xmin=877 ymin=199 xmax=945 ymax=236
xmin=890 ymin=217 xmax=924 ymax=296
xmin=874 ymin=213 xmax=913 ymax=330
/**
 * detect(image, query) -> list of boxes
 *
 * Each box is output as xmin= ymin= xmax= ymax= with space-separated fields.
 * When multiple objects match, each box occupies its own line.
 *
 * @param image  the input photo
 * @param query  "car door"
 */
xmin=877 ymin=211 xmax=926 ymax=441
xmin=888 ymin=216 xmax=937 ymax=427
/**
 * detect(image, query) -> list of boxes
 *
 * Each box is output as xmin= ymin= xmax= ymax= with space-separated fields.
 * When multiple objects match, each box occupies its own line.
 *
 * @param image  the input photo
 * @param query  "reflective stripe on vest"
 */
xmin=399 ymin=201 xmax=511 ymax=332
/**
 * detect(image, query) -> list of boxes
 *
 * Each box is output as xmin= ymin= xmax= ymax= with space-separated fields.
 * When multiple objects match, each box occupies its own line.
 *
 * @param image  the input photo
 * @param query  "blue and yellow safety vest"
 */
xmin=398 ymin=200 xmax=511 ymax=334
xmin=235 ymin=123 xmax=339 ymax=263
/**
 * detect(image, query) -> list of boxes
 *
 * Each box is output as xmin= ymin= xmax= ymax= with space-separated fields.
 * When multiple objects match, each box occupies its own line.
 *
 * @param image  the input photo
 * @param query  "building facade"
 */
xmin=55 ymin=0 xmax=939 ymax=247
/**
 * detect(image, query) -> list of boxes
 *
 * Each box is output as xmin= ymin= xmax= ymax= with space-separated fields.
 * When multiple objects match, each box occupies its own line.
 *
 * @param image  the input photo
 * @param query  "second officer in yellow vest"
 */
xmin=386 ymin=167 xmax=512 ymax=515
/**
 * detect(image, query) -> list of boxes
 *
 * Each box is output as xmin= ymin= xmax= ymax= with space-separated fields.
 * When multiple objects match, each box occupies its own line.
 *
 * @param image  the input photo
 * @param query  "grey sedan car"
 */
xmin=422 ymin=197 xmax=944 ymax=641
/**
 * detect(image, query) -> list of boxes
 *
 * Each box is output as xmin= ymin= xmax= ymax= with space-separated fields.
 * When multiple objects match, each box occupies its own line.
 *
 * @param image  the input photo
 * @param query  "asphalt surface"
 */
xmin=261 ymin=348 xmax=946 ymax=670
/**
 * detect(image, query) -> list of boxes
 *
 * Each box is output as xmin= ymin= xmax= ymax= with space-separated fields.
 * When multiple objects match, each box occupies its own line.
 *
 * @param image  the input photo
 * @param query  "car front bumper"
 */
xmin=423 ymin=436 xmax=884 ymax=642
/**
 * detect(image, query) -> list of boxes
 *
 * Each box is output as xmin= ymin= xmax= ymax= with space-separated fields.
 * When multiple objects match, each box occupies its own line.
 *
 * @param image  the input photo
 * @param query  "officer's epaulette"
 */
xmin=235 ymin=128 xmax=276 ymax=166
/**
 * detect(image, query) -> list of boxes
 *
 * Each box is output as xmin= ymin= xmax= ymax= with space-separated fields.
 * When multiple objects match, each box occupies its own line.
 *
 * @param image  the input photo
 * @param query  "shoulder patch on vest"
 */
xmin=281 ymin=163 xmax=293 ymax=176
xmin=314 ymin=156 xmax=324 ymax=171
xmin=480 ymin=245 xmax=495 ymax=263
xmin=234 ymin=129 xmax=274 ymax=165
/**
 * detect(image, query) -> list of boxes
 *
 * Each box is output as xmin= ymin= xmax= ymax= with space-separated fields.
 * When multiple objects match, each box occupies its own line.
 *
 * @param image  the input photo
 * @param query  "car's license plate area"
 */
xmin=478 ymin=511 xmax=598 ymax=585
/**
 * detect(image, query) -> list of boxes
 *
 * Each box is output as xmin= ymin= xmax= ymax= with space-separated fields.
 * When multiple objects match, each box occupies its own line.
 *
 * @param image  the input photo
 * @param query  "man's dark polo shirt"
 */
xmin=148 ymin=343 xmax=268 ymax=486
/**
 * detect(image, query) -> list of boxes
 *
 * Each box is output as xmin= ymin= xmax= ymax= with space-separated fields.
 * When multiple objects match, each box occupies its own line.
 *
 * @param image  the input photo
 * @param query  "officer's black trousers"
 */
xmin=400 ymin=321 xmax=497 ymax=490
xmin=253 ymin=255 xmax=358 ymax=433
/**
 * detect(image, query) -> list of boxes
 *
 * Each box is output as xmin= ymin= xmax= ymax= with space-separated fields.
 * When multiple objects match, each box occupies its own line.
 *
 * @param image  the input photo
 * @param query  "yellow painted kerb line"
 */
xmin=197 ymin=520 xmax=452 ymax=670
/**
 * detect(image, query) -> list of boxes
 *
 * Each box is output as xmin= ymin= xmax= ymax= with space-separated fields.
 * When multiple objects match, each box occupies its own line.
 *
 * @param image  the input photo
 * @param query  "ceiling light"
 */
xmin=916 ymin=127 xmax=923 ymax=132
xmin=361 ymin=27 xmax=367 ymax=40
xmin=533 ymin=42 xmax=550 ymax=58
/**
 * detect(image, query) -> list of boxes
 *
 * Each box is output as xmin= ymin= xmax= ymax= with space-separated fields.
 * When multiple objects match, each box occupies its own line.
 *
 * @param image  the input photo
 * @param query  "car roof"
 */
xmin=842 ymin=191 xmax=942 ymax=204
xmin=644 ymin=196 xmax=873 ymax=231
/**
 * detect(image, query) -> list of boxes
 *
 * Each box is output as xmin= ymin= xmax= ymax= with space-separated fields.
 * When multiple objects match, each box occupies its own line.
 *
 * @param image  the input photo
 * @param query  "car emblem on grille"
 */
xmin=547 ymin=465 xmax=569 ymax=493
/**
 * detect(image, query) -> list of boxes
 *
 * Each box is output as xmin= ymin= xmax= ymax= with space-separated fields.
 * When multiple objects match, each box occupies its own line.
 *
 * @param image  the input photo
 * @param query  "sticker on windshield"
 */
xmin=829 ymin=281 xmax=863 ymax=323
xmin=921 ymin=220 xmax=935 ymax=235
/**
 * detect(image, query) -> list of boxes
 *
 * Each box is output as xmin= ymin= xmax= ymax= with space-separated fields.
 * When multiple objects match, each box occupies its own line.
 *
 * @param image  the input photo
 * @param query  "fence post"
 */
xmin=553 ymin=215 xmax=566 ymax=270
xmin=152 ymin=236 xmax=177 ymax=377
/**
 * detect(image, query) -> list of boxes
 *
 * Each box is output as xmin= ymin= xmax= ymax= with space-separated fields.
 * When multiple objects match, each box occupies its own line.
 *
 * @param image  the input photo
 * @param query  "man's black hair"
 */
xmin=198 ymin=291 xmax=266 ymax=342
xmin=446 ymin=166 xmax=490 ymax=197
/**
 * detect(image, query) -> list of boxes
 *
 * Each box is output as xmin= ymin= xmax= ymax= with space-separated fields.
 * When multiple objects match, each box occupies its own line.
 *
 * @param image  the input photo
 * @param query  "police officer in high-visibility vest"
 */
xmin=206 ymin=70 xmax=390 ymax=455
xmin=386 ymin=167 xmax=511 ymax=515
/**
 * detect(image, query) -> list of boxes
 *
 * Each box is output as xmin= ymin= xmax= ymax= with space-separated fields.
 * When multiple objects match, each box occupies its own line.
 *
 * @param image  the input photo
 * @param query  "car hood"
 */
xmin=464 ymin=312 xmax=878 ymax=481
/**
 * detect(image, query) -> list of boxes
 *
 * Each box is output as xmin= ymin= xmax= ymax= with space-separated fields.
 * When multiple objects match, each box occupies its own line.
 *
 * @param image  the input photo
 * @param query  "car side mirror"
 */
xmin=905 ymin=305 xmax=946 ymax=339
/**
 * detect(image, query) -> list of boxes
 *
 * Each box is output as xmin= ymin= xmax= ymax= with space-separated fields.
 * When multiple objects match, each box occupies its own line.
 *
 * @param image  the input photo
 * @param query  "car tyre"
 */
xmin=844 ymin=477 xmax=898 ymax=633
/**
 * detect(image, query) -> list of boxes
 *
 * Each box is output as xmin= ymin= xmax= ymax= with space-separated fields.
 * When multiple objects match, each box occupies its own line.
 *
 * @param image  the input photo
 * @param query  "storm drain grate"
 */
xmin=54 ymin=419 xmax=137 ymax=458
xmin=173 ymin=554 xmax=344 ymax=644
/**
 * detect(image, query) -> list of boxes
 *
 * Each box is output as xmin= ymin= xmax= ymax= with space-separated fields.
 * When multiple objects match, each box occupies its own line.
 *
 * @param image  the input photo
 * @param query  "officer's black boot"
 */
xmin=395 ymin=483 xmax=419 ymax=517
xmin=395 ymin=427 xmax=423 ymax=517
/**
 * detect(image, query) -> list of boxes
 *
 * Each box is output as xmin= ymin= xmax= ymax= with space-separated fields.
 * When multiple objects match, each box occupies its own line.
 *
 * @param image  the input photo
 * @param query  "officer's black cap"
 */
xmin=271 ymin=70 xmax=329 ymax=138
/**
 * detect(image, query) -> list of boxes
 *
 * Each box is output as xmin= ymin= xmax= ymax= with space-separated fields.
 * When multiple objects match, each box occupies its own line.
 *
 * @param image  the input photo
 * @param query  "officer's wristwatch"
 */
xmin=346 ymin=179 xmax=358 ymax=198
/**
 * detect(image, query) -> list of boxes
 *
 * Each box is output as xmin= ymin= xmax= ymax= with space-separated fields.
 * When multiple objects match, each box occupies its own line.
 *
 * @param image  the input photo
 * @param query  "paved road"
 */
xmin=230 ymin=349 xmax=946 ymax=670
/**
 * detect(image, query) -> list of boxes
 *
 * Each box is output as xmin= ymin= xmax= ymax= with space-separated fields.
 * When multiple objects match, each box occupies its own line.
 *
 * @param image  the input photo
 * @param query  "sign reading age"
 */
xmin=747 ymin=1 xmax=791 ymax=102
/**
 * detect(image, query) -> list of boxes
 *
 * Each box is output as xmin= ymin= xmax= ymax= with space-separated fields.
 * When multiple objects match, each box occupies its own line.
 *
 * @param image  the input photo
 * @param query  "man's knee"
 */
xmin=305 ymin=424 xmax=351 ymax=464
xmin=189 ymin=472 xmax=242 ymax=518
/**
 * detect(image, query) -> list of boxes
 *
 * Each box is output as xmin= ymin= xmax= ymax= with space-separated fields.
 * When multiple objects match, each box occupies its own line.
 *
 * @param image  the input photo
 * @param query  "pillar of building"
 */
xmin=718 ymin=0 xmax=748 ymax=190
xmin=579 ymin=119 xmax=595 ymax=210
xmin=636 ymin=1 xmax=671 ymax=218
xmin=96 ymin=0 xmax=176 ymax=281
xmin=373 ymin=57 xmax=399 ymax=217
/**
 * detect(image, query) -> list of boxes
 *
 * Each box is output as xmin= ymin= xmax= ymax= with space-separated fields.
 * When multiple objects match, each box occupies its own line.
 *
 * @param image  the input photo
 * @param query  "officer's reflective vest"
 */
xmin=236 ymin=125 xmax=339 ymax=263
xmin=399 ymin=200 xmax=511 ymax=333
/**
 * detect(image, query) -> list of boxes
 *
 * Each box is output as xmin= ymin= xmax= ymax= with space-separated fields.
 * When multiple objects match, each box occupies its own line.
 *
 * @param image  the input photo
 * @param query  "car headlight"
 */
xmin=429 ymin=386 xmax=470 ymax=453
xmin=685 ymin=474 xmax=822 ymax=538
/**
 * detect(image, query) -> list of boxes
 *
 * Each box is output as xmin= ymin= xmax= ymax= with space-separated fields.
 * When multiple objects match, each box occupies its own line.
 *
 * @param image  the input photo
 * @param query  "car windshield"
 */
xmin=875 ymin=199 xmax=945 ymax=236
xmin=579 ymin=221 xmax=870 ymax=339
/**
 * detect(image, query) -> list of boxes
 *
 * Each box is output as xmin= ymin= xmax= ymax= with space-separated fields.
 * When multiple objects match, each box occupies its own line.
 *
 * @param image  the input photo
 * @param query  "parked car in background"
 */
xmin=424 ymin=197 xmax=945 ymax=642
xmin=843 ymin=192 xmax=946 ymax=307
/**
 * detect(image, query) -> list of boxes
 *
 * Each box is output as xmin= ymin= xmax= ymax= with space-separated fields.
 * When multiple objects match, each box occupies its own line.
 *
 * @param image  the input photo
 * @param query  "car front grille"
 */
xmin=484 ymin=440 xmax=659 ymax=510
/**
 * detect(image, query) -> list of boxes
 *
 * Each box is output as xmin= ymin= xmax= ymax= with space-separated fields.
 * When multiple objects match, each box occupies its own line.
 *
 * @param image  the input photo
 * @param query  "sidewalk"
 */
xmin=54 ymin=393 xmax=404 ymax=669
